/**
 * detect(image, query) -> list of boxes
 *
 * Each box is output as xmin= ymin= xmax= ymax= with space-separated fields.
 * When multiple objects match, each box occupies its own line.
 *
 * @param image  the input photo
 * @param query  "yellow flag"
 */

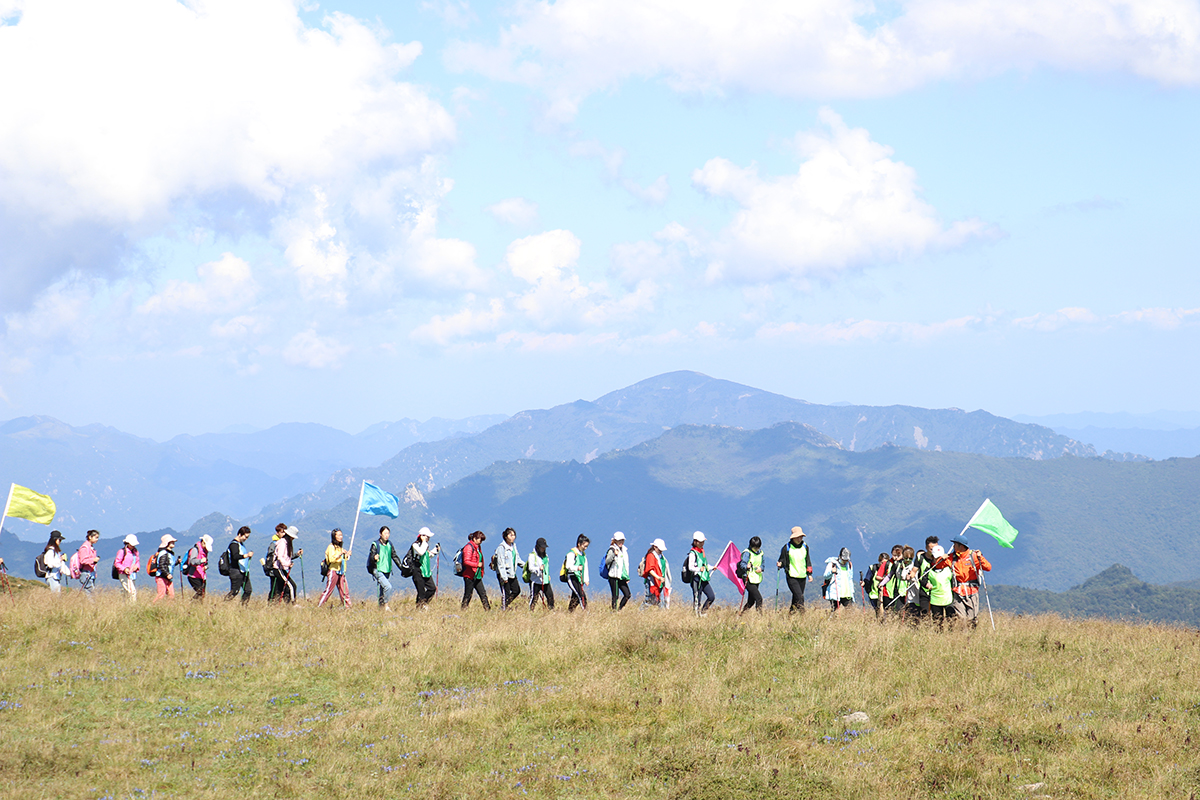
xmin=4 ymin=484 xmax=56 ymax=525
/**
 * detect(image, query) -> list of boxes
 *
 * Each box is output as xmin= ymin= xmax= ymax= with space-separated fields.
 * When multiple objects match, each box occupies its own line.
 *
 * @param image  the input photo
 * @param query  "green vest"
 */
xmin=747 ymin=550 xmax=763 ymax=585
xmin=927 ymin=566 xmax=953 ymax=606
xmin=418 ymin=548 xmax=433 ymax=579
xmin=867 ymin=565 xmax=879 ymax=599
xmin=376 ymin=541 xmax=394 ymax=575
xmin=690 ymin=549 xmax=710 ymax=582
xmin=787 ymin=543 xmax=808 ymax=578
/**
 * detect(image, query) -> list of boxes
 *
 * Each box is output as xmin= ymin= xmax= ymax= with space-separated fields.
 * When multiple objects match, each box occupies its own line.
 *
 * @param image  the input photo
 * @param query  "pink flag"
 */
xmin=713 ymin=541 xmax=744 ymax=595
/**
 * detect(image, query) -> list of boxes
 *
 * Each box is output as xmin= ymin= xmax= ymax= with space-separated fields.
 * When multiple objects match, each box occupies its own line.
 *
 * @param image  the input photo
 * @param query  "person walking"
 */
xmin=863 ymin=552 xmax=887 ymax=614
xmin=225 ymin=527 xmax=254 ymax=604
xmin=183 ymin=535 xmax=213 ymax=600
xmin=777 ymin=527 xmax=812 ymax=614
xmin=151 ymin=534 xmax=179 ymax=602
xmin=823 ymin=547 xmax=855 ymax=611
xmin=877 ymin=544 xmax=906 ymax=618
xmin=641 ymin=539 xmax=669 ymax=607
xmin=686 ymin=532 xmax=715 ymax=616
xmin=913 ymin=536 xmax=940 ymax=623
xmin=738 ymin=536 xmax=766 ymax=614
xmin=266 ymin=523 xmax=287 ymax=601
xmin=70 ymin=529 xmax=101 ymax=597
xmin=114 ymin=534 xmax=140 ymax=602
xmin=411 ymin=526 xmax=439 ymax=609
xmin=272 ymin=527 xmax=301 ymax=605
xmin=317 ymin=528 xmax=352 ymax=608
xmin=40 ymin=531 xmax=67 ymax=593
xmin=367 ymin=525 xmax=402 ymax=610
xmin=604 ymin=532 xmax=631 ymax=611
xmin=527 ymin=537 xmax=554 ymax=610
xmin=460 ymin=531 xmax=490 ymax=610
xmin=948 ymin=534 xmax=992 ymax=629
xmin=564 ymin=534 xmax=590 ymax=612
xmin=922 ymin=543 xmax=955 ymax=630
xmin=494 ymin=528 xmax=524 ymax=610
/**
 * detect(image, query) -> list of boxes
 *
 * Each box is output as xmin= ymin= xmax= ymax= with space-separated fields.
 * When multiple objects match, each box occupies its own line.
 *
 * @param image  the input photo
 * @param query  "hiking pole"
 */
xmin=0 ymin=563 xmax=13 ymax=604
xmin=298 ymin=556 xmax=307 ymax=599
xmin=774 ymin=567 xmax=780 ymax=612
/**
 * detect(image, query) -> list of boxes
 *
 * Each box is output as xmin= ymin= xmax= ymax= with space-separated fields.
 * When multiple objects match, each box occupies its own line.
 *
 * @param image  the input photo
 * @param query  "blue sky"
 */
xmin=1 ymin=0 xmax=1198 ymax=440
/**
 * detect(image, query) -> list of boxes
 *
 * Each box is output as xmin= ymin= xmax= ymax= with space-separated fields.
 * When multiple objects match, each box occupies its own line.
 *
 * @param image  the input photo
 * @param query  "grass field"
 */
xmin=0 ymin=581 xmax=1198 ymax=799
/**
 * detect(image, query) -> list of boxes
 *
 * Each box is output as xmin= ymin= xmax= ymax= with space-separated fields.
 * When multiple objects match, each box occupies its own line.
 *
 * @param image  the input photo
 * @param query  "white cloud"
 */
xmin=758 ymin=315 xmax=984 ymax=343
xmin=0 ymin=0 xmax=455 ymax=308
xmin=448 ymin=0 xmax=1200 ymax=119
xmin=693 ymin=109 xmax=990 ymax=283
xmin=282 ymin=329 xmax=351 ymax=369
xmin=1114 ymin=307 xmax=1200 ymax=329
xmin=486 ymin=197 xmax=540 ymax=227
xmin=139 ymin=253 xmax=256 ymax=314
xmin=410 ymin=298 xmax=507 ymax=345
xmin=210 ymin=315 xmax=264 ymax=339
xmin=1014 ymin=306 xmax=1200 ymax=331
xmin=610 ymin=222 xmax=698 ymax=287
xmin=568 ymin=139 xmax=669 ymax=204
xmin=1012 ymin=306 xmax=1100 ymax=331
xmin=623 ymin=174 xmax=670 ymax=205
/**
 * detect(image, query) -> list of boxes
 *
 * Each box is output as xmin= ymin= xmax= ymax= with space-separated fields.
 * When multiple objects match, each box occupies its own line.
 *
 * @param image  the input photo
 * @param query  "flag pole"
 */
xmin=347 ymin=480 xmax=367 ymax=556
xmin=958 ymin=499 xmax=988 ymax=539
xmin=0 ymin=483 xmax=15 ymax=545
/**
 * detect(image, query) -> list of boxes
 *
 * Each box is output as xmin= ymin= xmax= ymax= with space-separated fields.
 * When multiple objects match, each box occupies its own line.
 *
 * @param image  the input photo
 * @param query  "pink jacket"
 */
xmin=274 ymin=539 xmax=292 ymax=571
xmin=78 ymin=541 xmax=99 ymax=572
xmin=190 ymin=542 xmax=209 ymax=581
xmin=115 ymin=546 xmax=140 ymax=575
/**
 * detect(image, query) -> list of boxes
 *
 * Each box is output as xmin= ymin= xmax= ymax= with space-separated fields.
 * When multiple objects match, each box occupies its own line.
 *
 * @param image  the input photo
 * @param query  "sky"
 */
xmin=1 ymin=0 xmax=1198 ymax=441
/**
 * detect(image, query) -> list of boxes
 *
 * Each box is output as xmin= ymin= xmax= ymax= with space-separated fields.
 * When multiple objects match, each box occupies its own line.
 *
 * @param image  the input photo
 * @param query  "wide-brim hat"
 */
xmin=790 ymin=526 xmax=805 ymax=540
xmin=160 ymin=533 xmax=177 ymax=547
xmin=200 ymin=534 xmax=214 ymax=550
xmin=418 ymin=526 xmax=433 ymax=538
xmin=124 ymin=534 xmax=139 ymax=547
xmin=951 ymin=534 xmax=969 ymax=548
xmin=652 ymin=538 xmax=667 ymax=551
xmin=283 ymin=526 xmax=299 ymax=539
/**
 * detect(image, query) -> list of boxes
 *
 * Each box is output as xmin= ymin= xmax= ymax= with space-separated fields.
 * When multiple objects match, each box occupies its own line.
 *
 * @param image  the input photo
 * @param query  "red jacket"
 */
xmin=462 ymin=541 xmax=484 ymax=579
xmin=949 ymin=549 xmax=991 ymax=595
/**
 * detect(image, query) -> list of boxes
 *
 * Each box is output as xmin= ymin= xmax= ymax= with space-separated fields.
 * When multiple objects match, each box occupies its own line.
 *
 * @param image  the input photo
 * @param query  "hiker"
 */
xmin=183 ymin=535 xmax=213 ymax=600
xmin=738 ymin=536 xmax=765 ymax=614
xmin=564 ymin=534 xmax=589 ymax=612
xmin=114 ymin=534 xmax=140 ymax=602
xmin=900 ymin=545 xmax=919 ymax=619
xmin=777 ymin=527 xmax=812 ymax=614
xmin=876 ymin=544 xmax=907 ymax=618
xmin=913 ymin=536 xmax=940 ymax=622
xmin=152 ymin=534 xmax=179 ymax=602
xmin=410 ymin=526 xmax=439 ymax=609
xmin=641 ymin=539 xmax=668 ymax=607
xmin=266 ymin=523 xmax=287 ymax=601
xmin=604 ymin=531 xmax=631 ymax=611
xmin=685 ymin=532 xmax=715 ymax=615
xmin=40 ymin=530 xmax=67 ymax=592
xmin=863 ymin=552 xmax=887 ymax=613
xmin=368 ymin=525 xmax=402 ymax=610
xmin=459 ymin=531 xmax=491 ymax=610
xmin=948 ymin=534 xmax=992 ymax=629
xmin=74 ymin=529 xmax=101 ymax=596
xmin=922 ymin=543 xmax=955 ymax=630
xmin=823 ymin=547 xmax=855 ymax=610
xmin=494 ymin=527 xmax=524 ymax=610
xmin=527 ymin=537 xmax=554 ymax=610
xmin=224 ymin=527 xmax=254 ymax=604
xmin=272 ymin=527 xmax=300 ymax=605
xmin=317 ymin=528 xmax=352 ymax=608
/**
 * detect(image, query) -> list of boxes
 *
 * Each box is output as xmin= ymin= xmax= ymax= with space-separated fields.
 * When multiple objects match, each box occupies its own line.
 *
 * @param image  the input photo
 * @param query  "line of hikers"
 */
xmin=26 ymin=523 xmax=991 ymax=626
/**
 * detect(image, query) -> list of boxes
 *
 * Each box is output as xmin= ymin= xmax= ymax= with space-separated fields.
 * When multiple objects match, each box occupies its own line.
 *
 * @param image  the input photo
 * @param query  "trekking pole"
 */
xmin=0 ymin=563 xmax=13 ymax=604
xmin=298 ymin=556 xmax=307 ymax=599
xmin=774 ymin=568 xmax=780 ymax=612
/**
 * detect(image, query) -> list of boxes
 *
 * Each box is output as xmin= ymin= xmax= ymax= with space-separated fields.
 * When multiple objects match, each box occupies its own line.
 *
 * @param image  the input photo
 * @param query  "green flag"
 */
xmin=966 ymin=499 xmax=1018 ymax=548
xmin=4 ymin=484 xmax=56 ymax=525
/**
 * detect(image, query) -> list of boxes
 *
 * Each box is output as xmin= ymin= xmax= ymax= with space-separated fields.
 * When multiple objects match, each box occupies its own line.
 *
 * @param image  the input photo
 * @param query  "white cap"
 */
xmin=283 ymin=526 xmax=299 ymax=539
xmin=930 ymin=544 xmax=946 ymax=559
xmin=160 ymin=533 xmax=177 ymax=547
xmin=652 ymin=538 xmax=667 ymax=551
xmin=418 ymin=526 xmax=433 ymax=538
xmin=612 ymin=531 xmax=625 ymax=541
xmin=692 ymin=531 xmax=706 ymax=543
xmin=124 ymin=534 xmax=139 ymax=547
xmin=200 ymin=535 xmax=214 ymax=551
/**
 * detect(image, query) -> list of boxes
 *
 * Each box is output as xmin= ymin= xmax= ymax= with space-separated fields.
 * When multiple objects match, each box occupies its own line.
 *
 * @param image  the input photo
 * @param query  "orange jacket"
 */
xmin=949 ymin=549 xmax=991 ymax=595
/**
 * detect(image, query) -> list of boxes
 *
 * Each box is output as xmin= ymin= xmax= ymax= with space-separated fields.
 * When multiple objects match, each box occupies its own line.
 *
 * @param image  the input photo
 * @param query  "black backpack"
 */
xmin=366 ymin=542 xmax=379 ymax=575
xmin=735 ymin=557 xmax=748 ymax=581
xmin=680 ymin=555 xmax=694 ymax=584
xmin=217 ymin=544 xmax=232 ymax=577
xmin=320 ymin=559 xmax=329 ymax=578
xmin=399 ymin=546 xmax=416 ymax=579
xmin=33 ymin=552 xmax=49 ymax=578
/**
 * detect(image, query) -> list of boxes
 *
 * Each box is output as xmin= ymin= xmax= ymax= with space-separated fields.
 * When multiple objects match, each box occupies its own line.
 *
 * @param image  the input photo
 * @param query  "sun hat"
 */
xmin=652 ymin=538 xmax=667 ymax=551
xmin=283 ymin=526 xmax=299 ymax=539
xmin=418 ymin=526 xmax=434 ymax=538
xmin=200 ymin=534 xmax=213 ymax=550
xmin=951 ymin=534 xmax=969 ymax=548
xmin=790 ymin=526 xmax=805 ymax=540
xmin=123 ymin=534 xmax=139 ymax=547
xmin=612 ymin=531 xmax=626 ymax=541
xmin=160 ymin=533 xmax=177 ymax=547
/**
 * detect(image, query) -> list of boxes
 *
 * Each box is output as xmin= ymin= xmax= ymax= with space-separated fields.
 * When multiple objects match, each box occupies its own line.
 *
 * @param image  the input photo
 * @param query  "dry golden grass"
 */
xmin=0 ymin=586 xmax=1198 ymax=799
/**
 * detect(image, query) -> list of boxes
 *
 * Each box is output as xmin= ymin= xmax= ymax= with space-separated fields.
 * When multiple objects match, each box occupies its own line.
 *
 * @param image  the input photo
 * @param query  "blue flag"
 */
xmin=359 ymin=481 xmax=400 ymax=518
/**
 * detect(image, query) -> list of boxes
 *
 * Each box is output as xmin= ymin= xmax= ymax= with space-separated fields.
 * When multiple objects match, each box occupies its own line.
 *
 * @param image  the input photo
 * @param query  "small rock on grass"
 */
xmin=841 ymin=711 xmax=870 ymax=726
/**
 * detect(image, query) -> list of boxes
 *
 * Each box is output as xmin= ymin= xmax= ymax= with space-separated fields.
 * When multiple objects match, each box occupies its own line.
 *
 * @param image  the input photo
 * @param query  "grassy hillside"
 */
xmin=989 ymin=564 xmax=1200 ymax=626
xmin=0 ymin=592 xmax=1197 ymax=799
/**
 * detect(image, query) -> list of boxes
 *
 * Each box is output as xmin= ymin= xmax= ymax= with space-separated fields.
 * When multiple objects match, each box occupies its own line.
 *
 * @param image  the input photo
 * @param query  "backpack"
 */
xmin=319 ymin=558 xmax=329 ymax=578
xmin=558 ymin=553 xmax=571 ymax=583
xmin=111 ymin=553 xmax=121 ymax=581
xmin=366 ymin=542 xmax=378 ymax=576
xmin=217 ymin=547 xmax=231 ymax=577
xmin=735 ymin=557 xmax=748 ymax=581
xmin=146 ymin=553 xmax=159 ymax=578
xmin=680 ymin=555 xmax=694 ymax=585
xmin=69 ymin=551 xmax=82 ymax=580
xmin=181 ymin=546 xmax=201 ymax=577
xmin=399 ymin=546 xmax=416 ymax=579
xmin=522 ymin=560 xmax=532 ymax=584
xmin=637 ymin=551 xmax=650 ymax=578
xmin=488 ymin=552 xmax=499 ymax=573
xmin=33 ymin=552 xmax=49 ymax=579
xmin=452 ymin=547 xmax=465 ymax=577
xmin=598 ymin=548 xmax=612 ymax=581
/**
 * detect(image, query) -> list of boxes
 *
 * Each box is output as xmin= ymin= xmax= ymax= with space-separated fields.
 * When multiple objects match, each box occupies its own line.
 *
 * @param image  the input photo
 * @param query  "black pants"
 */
xmin=829 ymin=597 xmax=853 ymax=610
xmin=187 ymin=575 xmax=206 ymax=600
xmin=567 ymin=576 xmax=587 ymax=611
xmin=742 ymin=582 xmax=763 ymax=613
xmin=412 ymin=573 xmax=437 ymax=607
xmin=226 ymin=570 xmax=251 ymax=603
xmin=786 ymin=575 xmax=807 ymax=614
xmin=461 ymin=576 xmax=490 ymax=609
xmin=530 ymin=582 xmax=554 ymax=609
xmin=269 ymin=570 xmax=296 ymax=603
xmin=930 ymin=604 xmax=951 ymax=630
xmin=499 ymin=577 xmax=522 ymax=609
xmin=692 ymin=579 xmax=715 ymax=612
xmin=609 ymin=577 xmax=630 ymax=610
